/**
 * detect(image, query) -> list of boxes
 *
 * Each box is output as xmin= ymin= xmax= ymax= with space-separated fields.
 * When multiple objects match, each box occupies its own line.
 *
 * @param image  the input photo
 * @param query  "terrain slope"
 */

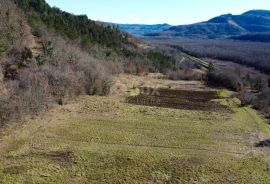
xmin=0 ymin=74 xmax=269 ymax=183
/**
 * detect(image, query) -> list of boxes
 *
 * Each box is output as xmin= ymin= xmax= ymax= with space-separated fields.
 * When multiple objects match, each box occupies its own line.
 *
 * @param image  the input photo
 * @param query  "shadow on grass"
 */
xmin=255 ymin=139 xmax=270 ymax=147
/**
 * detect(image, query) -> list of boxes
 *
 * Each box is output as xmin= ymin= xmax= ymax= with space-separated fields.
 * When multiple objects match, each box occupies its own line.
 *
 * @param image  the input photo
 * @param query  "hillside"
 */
xmin=1 ymin=1 xmax=270 ymax=183
xmin=14 ymin=0 xmax=131 ymax=48
xmin=119 ymin=10 xmax=270 ymax=39
xmin=168 ymin=10 xmax=270 ymax=38
xmin=164 ymin=10 xmax=270 ymax=38
xmin=0 ymin=0 xmax=185 ymax=126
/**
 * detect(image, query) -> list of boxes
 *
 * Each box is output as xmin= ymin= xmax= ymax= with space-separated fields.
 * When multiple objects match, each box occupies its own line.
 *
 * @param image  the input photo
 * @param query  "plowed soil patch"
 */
xmin=127 ymin=88 xmax=230 ymax=112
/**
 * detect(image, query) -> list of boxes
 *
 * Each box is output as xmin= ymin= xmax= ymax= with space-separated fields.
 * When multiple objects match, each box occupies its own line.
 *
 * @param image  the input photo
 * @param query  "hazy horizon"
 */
xmin=46 ymin=0 xmax=270 ymax=25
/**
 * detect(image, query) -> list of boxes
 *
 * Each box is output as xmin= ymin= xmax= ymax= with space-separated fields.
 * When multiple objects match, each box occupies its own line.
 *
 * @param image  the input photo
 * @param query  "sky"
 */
xmin=46 ymin=0 xmax=270 ymax=25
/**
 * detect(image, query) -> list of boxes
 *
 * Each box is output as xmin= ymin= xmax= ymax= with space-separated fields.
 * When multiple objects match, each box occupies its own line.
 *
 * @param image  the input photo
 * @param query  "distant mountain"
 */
xmin=242 ymin=10 xmax=270 ymax=17
xmin=117 ymin=10 xmax=270 ymax=39
xmin=112 ymin=23 xmax=172 ymax=36
xmin=164 ymin=10 xmax=270 ymax=39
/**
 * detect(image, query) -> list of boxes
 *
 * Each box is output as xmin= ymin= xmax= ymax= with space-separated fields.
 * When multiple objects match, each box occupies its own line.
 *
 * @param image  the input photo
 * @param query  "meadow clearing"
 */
xmin=0 ymin=74 xmax=269 ymax=183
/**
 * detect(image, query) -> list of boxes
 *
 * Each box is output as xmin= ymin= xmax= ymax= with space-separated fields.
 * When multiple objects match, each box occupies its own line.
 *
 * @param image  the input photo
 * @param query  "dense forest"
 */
xmin=14 ymin=0 xmax=130 ymax=48
xmin=161 ymin=38 xmax=270 ymax=74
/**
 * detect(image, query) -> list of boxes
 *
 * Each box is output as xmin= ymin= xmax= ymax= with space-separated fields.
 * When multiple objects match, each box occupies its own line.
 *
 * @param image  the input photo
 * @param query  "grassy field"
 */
xmin=0 ymin=75 xmax=270 ymax=183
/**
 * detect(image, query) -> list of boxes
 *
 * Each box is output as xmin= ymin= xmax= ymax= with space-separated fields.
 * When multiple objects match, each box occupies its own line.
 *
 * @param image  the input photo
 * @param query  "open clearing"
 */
xmin=0 ymin=74 xmax=270 ymax=183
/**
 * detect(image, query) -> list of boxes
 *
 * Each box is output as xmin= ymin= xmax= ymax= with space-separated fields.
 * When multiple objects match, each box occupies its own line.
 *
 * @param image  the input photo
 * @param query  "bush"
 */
xmin=37 ymin=41 xmax=54 ymax=66
xmin=21 ymin=47 xmax=33 ymax=60
xmin=0 ymin=95 xmax=17 ymax=126
xmin=43 ymin=66 xmax=77 ymax=104
xmin=17 ymin=68 xmax=48 ymax=114
xmin=252 ymin=89 xmax=270 ymax=114
xmin=147 ymin=51 xmax=176 ymax=73
xmin=166 ymin=68 xmax=202 ymax=81
xmin=207 ymin=71 xmax=243 ymax=91
xmin=76 ymin=60 xmax=112 ymax=96
xmin=250 ymin=76 xmax=266 ymax=91
xmin=239 ymin=91 xmax=257 ymax=107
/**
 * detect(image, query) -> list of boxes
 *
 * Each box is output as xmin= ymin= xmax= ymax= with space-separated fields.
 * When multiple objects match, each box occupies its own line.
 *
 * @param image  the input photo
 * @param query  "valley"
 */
xmin=0 ymin=0 xmax=270 ymax=183
xmin=0 ymin=74 xmax=270 ymax=183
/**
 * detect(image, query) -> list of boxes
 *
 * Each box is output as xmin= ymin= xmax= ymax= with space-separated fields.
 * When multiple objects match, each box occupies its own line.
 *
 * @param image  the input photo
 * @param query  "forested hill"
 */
xmin=118 ymin=10 xmax=270 ymax=40
xmin=0 ymin=0 xmax=183 ymax=126
xmin=14 ymin=0 xmax=130 ymax=48
xmin=164 ymin=10 xmax=270 ymax=38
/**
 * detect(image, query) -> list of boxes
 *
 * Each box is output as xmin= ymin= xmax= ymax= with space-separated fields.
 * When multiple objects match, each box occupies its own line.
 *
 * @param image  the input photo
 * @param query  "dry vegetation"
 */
xmin=0 ymin=22 xmax=113 ymax=125
xmin=151 ymin=38 xmax=270 ymax=74
xmin=0 ymin=74 xmax=269 ymax=183
xmin=149 ymin=37 xmax=270 ymax=118
xmin=1 ymin=1 xmax=270 ymax=182
xmin=0 ymin=0 xmax=199 ymax=126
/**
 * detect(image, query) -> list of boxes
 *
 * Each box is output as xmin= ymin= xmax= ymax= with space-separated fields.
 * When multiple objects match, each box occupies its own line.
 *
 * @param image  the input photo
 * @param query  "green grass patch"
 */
xmin=0 ymin=94 xmax=269 ymax=183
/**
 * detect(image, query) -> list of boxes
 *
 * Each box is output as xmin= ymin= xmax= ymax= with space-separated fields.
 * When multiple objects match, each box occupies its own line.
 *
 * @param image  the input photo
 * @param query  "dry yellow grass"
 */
xmin=111 ymin=73 xmax=209 ymax=96
xmin=0 ymin=75 xmax=269 ymax=183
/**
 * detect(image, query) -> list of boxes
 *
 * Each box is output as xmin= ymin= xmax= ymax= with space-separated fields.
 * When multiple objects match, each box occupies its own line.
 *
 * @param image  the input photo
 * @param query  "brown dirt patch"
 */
xmin=47 ymin=150 xmax=74 ymax=164
xmin=30 ymin=150 xmax=75 ymax=165
xmin=127 ymin=88 xmax=230 ymax=112
xmin=3 ymin=165 xmax=25 ymax=175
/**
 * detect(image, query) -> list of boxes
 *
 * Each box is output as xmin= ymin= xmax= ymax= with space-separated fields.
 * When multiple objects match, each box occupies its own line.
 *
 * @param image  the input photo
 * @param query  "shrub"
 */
xmin=21 ymin=47 xmax=33 ymax=60
xmin=17 ymin=68 xmax=48 ymax=114
xmin=37 ymin=41 xmax=54 ymax=66
xmin=147 ymin=51 xmax=176 ymax=72
xmin=0 ymin=38 xmax=7 ymax=55
xmin=207 ymin=70 xmax=243 ymax=91
xmin=208 ymin=62 xmax=215 ymax=72
xmin=44 ymin=67 xmax=73 ymax=103
xmin=250 ymin=76 xmax=266 ymax=92
xmin=253 ymin=89 xmax=270 ymax=114
xmin=0 ymin=95 xmax=17 ymax=126
xmin=239 ymin=90 xmax=257 ymax=107
xmin=166 ymin=68 xmax=202 ymax=81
